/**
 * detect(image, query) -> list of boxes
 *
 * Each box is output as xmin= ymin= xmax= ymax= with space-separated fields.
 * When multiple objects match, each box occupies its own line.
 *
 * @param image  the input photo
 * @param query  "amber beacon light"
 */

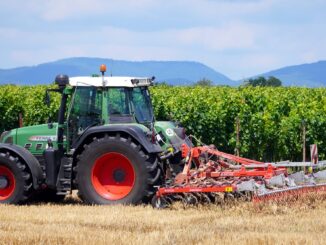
xmin=100 ymin=64 xmax=107 ymax=75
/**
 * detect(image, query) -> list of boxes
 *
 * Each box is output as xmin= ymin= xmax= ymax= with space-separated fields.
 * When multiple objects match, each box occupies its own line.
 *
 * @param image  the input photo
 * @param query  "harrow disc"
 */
xmin=198 ymin=193 xmax=211 ymax=204
xmin=211 ymin=193 xmax=225 ymax=205
xmin=151 ymin=195 xmax=171 ymax=209
xmin=184 ymin=193 xmax=198 ymax=206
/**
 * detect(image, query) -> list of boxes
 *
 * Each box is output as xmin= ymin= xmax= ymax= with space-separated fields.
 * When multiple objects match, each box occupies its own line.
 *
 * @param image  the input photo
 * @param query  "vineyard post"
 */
xmin=302 ymin=119 xmax=306 ymax=172
xmin=235 ymin=116 xmax=240 ymax=157
xmin=18 ymin=112 xmax=23 ymax=128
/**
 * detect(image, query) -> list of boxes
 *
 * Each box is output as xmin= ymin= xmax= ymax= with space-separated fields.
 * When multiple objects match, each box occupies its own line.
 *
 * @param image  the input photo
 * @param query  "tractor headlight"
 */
xmin=0 ymin=131 xmax=10 ymax=143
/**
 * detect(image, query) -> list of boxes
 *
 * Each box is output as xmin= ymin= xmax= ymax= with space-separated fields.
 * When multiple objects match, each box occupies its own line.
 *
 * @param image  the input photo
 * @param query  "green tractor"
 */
xmin=0 ymin=65 xmax=188 ymax=204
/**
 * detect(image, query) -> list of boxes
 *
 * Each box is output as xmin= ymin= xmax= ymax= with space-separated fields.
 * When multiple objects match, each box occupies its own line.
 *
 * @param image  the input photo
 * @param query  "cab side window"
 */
xmin=108 ymin=88 xmax=130 ymax=115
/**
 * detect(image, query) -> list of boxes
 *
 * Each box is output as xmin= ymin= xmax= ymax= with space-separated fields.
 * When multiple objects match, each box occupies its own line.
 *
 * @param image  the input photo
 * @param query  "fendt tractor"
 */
xmin=0 ymin=65 xmax=188 ymax=205
xmin=1 ymin=64 xmax=326 ymax=208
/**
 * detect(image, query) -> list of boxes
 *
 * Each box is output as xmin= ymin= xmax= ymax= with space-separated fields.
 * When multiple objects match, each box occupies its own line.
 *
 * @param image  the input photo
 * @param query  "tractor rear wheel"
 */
xmin=75 ymin=134 xmax=161 ymax=205
xmin=0 ymin=152 xmax=32 ymax=204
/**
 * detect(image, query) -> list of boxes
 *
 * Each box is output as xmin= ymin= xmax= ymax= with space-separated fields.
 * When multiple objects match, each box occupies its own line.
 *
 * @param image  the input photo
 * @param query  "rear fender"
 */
xmin=72 ymin=125 xmax=162 ymax=155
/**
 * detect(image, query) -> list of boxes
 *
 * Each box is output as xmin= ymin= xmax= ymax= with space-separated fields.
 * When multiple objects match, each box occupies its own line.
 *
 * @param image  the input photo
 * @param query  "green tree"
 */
xmin=194 ymin=78 xmax=214 ymax=86
xmin=244 ymin=76 xmax=282 ymax=87
xmin=266 ymin=76 xmax=282 ymax=87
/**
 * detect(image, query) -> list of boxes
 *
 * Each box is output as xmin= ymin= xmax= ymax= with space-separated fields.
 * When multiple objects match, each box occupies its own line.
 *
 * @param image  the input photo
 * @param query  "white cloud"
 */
xmin=0 ymin=0 xmax=277 ymax=22
xmin=0 ymin=0 xmax=159 ymax=21
xmin=173 ymin=23 xmax=256 ymax=50
xmin=175 ymin=0 xmax=278 ymax=19
xmin=2 ymin=22 xmax=257 ymax=65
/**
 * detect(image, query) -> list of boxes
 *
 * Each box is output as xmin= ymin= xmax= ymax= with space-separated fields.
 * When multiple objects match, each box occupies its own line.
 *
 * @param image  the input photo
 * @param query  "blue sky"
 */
xmin=0 ymin=0 xmax=325 ymax=79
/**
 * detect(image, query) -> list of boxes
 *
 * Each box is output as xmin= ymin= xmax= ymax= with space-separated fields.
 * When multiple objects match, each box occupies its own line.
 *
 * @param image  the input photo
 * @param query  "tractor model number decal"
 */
xmin=28 ymin=136 xmax=57 ymax=142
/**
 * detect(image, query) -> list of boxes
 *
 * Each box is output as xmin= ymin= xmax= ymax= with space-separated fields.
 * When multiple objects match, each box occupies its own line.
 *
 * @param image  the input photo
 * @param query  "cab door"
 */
xmin=67 ymin=86 xmax=103 ymax=146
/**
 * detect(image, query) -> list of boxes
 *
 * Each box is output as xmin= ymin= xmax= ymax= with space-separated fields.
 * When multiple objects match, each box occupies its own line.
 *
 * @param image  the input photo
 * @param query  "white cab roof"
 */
xmin=69 ymin=76 xmax=153 ymax=87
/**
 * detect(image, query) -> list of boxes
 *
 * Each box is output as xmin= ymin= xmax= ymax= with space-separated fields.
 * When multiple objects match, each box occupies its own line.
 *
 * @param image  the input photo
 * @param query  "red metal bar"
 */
xmin=157 ymin=185 xmax=237 ymax=197
xmin=198 ymin=146 xmax=264 ymax=165
xmin=206 ymin=168 xmax=284 ymax=179
xmin=183 ymin=146 xmax=287 ymax=180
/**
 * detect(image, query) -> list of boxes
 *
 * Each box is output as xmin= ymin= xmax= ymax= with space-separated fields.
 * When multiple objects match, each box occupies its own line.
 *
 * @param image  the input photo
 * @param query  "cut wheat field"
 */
xmin=1 ymin=193 xmax=326 ymax=245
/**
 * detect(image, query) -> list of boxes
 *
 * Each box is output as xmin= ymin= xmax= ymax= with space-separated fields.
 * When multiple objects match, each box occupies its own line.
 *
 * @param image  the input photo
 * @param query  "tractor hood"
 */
xmin=11 ymin=123 xmax=58 ymax=155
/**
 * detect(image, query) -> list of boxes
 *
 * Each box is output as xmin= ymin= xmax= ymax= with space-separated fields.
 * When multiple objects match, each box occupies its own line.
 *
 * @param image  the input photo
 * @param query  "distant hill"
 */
xmin=2 ymin=58 xmax=326 ymax=87
xmin=0 ymin=57 xmax=235 ymax=86
xmin=253 ymin=61 xmax=326 ymax=87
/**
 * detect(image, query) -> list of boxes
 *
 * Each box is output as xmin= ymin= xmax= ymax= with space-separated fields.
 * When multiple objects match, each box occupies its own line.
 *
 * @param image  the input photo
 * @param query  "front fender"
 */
xmin=0 ymin=143 xmax=43 ymax=189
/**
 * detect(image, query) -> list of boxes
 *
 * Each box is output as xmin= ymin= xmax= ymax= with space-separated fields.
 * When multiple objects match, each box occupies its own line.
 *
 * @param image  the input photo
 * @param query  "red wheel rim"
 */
xmin=0 ymin=166 xmax=15 ymax=201
xmin=91 ymin=152 xmax=135 ymax=200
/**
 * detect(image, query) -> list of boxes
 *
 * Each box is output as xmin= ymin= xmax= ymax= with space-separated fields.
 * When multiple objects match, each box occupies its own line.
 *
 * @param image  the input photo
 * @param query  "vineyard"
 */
xmin=1 ymin=84 xmax=326 ymax=161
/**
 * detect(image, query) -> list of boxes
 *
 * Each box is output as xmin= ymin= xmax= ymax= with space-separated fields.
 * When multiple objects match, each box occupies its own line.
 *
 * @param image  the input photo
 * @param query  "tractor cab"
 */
xmin=67 ymin=75 xmax=155 ymax=146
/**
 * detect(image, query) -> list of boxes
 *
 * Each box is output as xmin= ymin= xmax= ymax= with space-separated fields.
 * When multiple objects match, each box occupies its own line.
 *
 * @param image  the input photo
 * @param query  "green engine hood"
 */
xmin=12 ymin=123 xmax=58 ymax=155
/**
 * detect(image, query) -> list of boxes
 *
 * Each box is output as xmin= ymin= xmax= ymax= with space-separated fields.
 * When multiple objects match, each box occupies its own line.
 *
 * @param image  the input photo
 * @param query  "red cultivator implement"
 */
xmin=152 ymin=143 xmax=326 ymax=208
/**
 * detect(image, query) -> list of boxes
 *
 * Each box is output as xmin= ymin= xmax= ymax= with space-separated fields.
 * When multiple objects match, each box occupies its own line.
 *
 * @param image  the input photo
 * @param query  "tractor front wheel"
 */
xmin=75 ymin=135 xmax=161 ymax=205
xmin=0 ymin=152 xmax=32 ymax=204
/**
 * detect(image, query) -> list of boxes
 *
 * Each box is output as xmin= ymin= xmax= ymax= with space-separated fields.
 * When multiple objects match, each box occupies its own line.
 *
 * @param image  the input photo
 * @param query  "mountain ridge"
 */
xmin=252 ymin=60 xmax=326 ymax=87
xmin=0 ymin=57 xmax=235 ymax=86
xmin=0 ymin=57 xmax=325 ymax=87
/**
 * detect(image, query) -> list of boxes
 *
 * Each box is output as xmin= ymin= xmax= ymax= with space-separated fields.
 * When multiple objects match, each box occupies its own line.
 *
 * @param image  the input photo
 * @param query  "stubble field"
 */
xmin=0 ymin=193 xmax=326 ymax=245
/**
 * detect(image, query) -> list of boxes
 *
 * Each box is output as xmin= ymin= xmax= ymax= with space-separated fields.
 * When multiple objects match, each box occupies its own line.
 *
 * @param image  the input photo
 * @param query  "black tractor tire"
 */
xmin=75 ymin=134 xmax=161 ymax=205
xmin=0 ymin=151 xmax=33 ymax=204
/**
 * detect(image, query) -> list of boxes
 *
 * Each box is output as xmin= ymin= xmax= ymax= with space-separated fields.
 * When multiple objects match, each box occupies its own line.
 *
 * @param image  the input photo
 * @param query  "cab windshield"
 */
xmin=108 ymin=87 xmax=154 ymax=124
xmin=131 ymin=87 xmax=154 ymax=123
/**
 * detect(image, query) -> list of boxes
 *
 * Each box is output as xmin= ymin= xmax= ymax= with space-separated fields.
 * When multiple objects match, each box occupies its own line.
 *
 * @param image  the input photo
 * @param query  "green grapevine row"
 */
xmin=0 ymin=84 xmax=325 ymax=161
xmin=151 ymin=85 xmax=326 ymax=161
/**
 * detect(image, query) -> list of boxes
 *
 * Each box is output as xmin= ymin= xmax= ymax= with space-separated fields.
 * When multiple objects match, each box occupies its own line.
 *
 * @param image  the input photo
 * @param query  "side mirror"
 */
xmin=44 ymin=91 xmax=51 ymax=107
xmin=55 ymin=74 xmax=69 ymax=90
